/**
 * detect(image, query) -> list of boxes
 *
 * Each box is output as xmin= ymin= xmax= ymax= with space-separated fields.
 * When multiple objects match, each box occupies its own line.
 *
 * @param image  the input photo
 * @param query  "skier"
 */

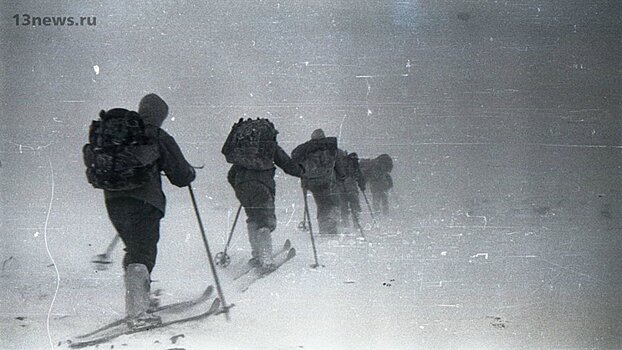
xmin=360 ymin=153 xmax=393 ymax=216
xmin=338 ymin=151 xmax=366 ymax=230
xmin=87 ymin=94 xmax=196 ymax=328
xmin=292 ymin=129 xmax=346 ymax=235
xmin=222 ymin=118 xmax=302 ymax=272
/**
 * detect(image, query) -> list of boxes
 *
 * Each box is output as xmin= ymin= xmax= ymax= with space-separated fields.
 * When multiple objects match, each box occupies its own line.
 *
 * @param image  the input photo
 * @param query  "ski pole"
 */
xmin=91 ymin=235 xmax=120 ymax=266
xmin=298 ymin=205 xmax=308 ymax=231
xmin=104 ymin=235 xmax=120 ymax=257
xmin=188 ymin=186 xmax=231 ymax=320
xmin=215 ymin=204 xmax=242 ymax=267
xmin=303 ymin=188 xmax=322 ymax=268
xmin=361 ymin=190 xmax=376 ymax=223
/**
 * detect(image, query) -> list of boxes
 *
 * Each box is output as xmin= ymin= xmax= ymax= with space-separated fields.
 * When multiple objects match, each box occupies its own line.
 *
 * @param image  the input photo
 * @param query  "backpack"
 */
xmin=376 ymin=154 xmax=393 ymax=173
xmin=359 ymin=158 xmax=376 ymax=181
xmin=82 ymin=108 xmax=160 ymax=191
xmin=221 ymin=118 xmax=278 ymax=170
xmin=295 ymin=137 xmax=338 ymax=189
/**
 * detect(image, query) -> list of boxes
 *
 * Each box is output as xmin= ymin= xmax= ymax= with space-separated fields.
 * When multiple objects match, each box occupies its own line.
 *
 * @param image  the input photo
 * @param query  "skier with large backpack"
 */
xmin=83 ymin=93 xmax=196 ymax=328
xmin=291 ymin=129 xmax=346 ymax=235
xmin=222 ymin=117 xmax=302 ymax=272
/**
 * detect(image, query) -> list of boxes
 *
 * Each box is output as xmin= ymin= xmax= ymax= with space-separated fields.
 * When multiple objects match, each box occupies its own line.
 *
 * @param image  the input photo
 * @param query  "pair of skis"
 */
xmin=69 ymin=240 xmax=297 ymax=348
xmin=67 ymin=286 xmax=221 ymax=349
xmin=232 ymin=240 xmax=296 ymax=292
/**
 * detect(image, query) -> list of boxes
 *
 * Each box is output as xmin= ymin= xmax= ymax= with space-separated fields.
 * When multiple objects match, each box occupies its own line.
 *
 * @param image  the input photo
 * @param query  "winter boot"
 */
xmin=256 ymin=227 xmax=275 ymax=273
xmin=248 ymin=248 xmax=261 ymax=268
xmin=148 ymin=288 xmax=163 ymax=312
xmin=124 ymin=263 xmax=162 ymax=328
xmin=247 ymin=223 xmax=262 ymax=267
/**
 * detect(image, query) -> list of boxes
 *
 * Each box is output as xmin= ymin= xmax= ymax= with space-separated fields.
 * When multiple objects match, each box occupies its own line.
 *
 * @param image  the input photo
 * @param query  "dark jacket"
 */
xmin=227 ymin=145 xmax=302 ymax=195
xmin=291 ymin=136 xmax=346 ymax=183
xmin=104 ymin=94 xmax=195 ymax=214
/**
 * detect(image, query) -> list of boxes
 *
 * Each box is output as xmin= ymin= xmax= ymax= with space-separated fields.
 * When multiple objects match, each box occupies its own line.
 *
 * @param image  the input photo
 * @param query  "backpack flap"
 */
xmin=297 ymin=137 xmax=338 ymax=189
xmin=222 ymin=118 xmax=278 ymax=170
xmin=83 ymin=108 xmax=160 ymax=191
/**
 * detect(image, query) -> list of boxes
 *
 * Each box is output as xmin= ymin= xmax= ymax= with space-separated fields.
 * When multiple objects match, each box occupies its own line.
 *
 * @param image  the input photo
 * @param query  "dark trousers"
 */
xmin=106 ymin=197 xmax=163 ymax=273
xmin=339 ymin=182 xmax=361 ymax=226
xmin=371 ymin=190 xmax=389 ymax=215
xmin=233 ymin=181 xmax=277 ymax=231
xmin=308 ymin=184 xmax=340 ymax=235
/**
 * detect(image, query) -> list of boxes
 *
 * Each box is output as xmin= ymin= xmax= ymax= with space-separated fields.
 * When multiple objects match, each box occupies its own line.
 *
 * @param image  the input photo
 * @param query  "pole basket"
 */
xmin=215 ymin=251 xmax=231 ymax=267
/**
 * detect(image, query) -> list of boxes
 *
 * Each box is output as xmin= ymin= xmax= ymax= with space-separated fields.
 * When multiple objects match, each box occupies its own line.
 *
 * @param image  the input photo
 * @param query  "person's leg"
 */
xmin=246 ymin=221 xmax=261 ymax=267
xmin=325 ymin=190 xmax=340 ymax=235
xmin=106 ymin=198 xmax=162 ymax=327
xmin=316 ymin=185 xmax=340 ymax=235
xmin=371 ymin=189 xmax=381 ymax=215
xmin=312 ymin=189 xmax=336 ymax=234
xmin=339 ymin=191 xmax=350 ymax=228
xmin=235 ymin=182 xmax=277 ymax=270
xmin=106 ymin=198 xmax=162 ymax=273
xmin=381 ymin=191 xmax=390 ymax=215
xmin=235 ymin=182 xmax=261 ymax=266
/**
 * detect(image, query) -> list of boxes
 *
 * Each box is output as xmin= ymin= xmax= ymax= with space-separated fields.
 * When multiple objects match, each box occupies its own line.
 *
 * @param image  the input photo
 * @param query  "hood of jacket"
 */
xmin=138 ymin=93 xmax=168 ymax=127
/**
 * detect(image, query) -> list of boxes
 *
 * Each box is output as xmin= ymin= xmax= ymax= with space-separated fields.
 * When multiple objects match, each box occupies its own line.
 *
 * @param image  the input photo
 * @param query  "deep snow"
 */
xmin=2 ymin=141 xmax=620 ymax=349
xmin=1 ymin=1 xmax=621 ymax=349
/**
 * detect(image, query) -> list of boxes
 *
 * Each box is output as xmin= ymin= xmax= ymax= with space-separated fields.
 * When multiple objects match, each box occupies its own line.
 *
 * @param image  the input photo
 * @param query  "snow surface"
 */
xmin=2 ymin=143 xmax=621 ymax=349
xmin=1 ymin=1 xmax=621 ymax=349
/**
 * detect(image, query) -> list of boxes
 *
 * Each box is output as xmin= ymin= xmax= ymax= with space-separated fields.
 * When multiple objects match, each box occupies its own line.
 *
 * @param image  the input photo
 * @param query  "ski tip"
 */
xmin=211 ymin=298 xmax=222 ymax=313
xmin=284 ymin=239 xmax=291 ymax=249
xmin=205 ymin=285 xmax=214 ymax=296
xmin=287 ymin=247 xmax=296 ymax=258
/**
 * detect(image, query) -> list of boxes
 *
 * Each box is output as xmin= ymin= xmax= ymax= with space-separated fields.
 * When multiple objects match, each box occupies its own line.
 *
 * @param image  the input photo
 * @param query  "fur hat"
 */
xmin=311 ymin=128 xmax=325 ymax=140
xmin=139 ymin=93 xmax=168 ymax=127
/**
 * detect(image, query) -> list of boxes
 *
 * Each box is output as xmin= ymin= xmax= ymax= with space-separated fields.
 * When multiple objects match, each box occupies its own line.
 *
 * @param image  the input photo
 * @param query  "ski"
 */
xmin=237 ymin=247 xmax=296 ymax=292
xmin=68 ymin=298 xmax=221 ymax=349
xmin=231 ymin=239 xmax=292 ymax=280
xmin=153 ymin=285 xmax=214 ymax=314
xmin=75 ymin=285 xmax=214 ymax=339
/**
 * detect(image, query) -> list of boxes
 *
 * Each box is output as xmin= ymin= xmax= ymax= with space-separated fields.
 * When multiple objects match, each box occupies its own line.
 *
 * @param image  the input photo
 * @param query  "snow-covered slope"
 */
xmin=2 ymin=1 xmax=621 ymax=349
xmin=2 ymin=141 xmax=620 ymax=349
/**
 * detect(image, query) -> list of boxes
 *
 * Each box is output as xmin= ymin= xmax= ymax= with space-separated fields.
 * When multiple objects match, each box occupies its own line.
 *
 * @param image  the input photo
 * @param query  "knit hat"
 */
xmin=311 ymin=128 xmax=325 ymax=140
xmin=138 ymin=93 xmax=168 ymax=127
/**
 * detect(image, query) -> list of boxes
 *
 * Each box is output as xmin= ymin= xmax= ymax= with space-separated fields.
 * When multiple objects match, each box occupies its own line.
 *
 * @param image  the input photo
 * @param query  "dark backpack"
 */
xmin=221 ymin=118 xmax=278 ymax=170
xmin=293 ymin=137 xmax=338 ymax=189
xmin=359 ymin=158 xmax=375 ymax=181
xmin=376 ymin=154 xmax=393 ymax=173
xmin=82 ymin=108 xmax=160 ymax=191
